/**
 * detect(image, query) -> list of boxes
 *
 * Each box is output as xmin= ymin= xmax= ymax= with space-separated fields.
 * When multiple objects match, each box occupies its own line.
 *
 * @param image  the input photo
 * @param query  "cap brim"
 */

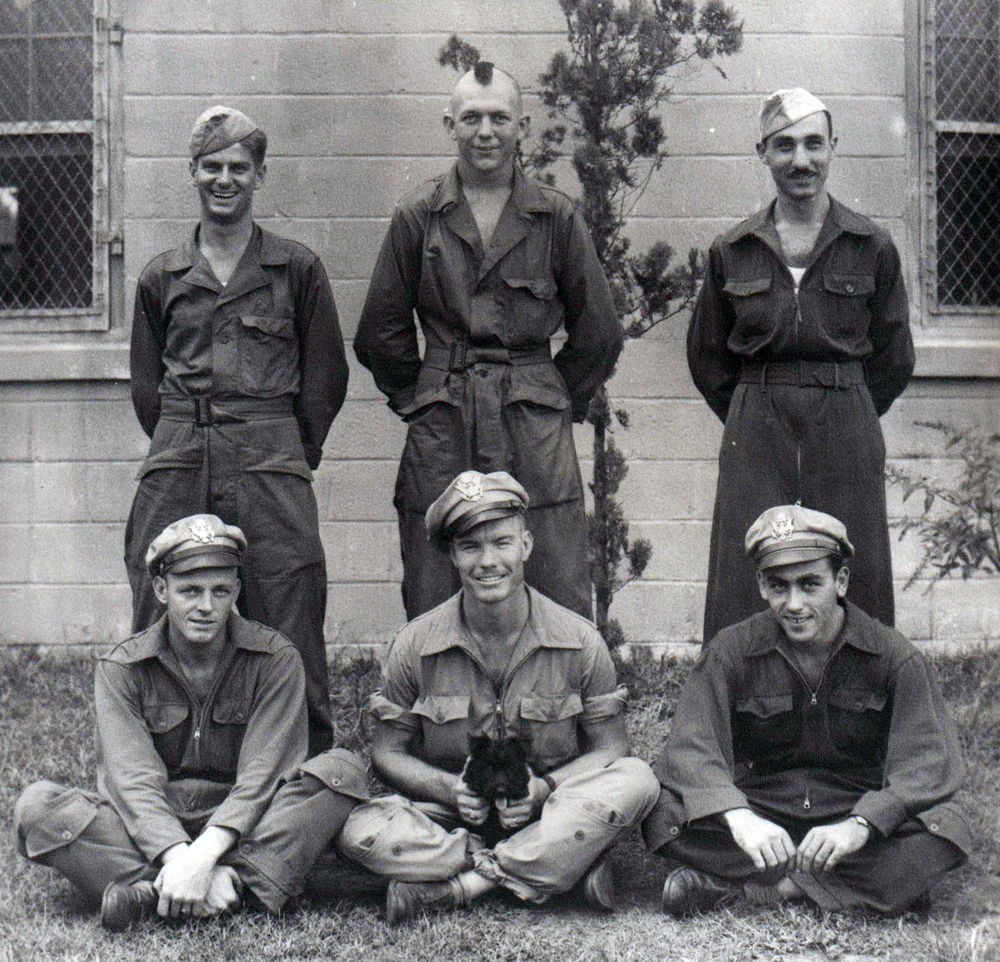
xmin=161 ymin=547 xmax=241 ymax=574
xmin=757 ymin=545 xmax=839 ymax=571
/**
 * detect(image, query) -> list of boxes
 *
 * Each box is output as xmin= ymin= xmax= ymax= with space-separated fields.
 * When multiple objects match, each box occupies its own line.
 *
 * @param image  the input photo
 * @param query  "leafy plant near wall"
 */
xmin=886 ymin=421 xmax=1000 ymax=590
xmin=439 ymin=0 xmax=743 ymax=648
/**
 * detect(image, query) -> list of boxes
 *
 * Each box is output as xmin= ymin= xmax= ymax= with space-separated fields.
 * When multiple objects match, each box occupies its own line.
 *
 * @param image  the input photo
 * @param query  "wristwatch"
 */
xmin=540 ymin=773 xmax=557 ymax=794
xmin=850 ymin=814 xmax=871 ymax=832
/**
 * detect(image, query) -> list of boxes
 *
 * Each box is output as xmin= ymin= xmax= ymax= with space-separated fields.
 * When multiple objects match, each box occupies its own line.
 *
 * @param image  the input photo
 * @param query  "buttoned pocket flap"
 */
xmin=412 ymin=694 xmax=471 ymax=725
xmin=239 ymin=314 xmax=296 ymax=338
xmin=520 ymin=692 xmax=584 ymax=723
xmin=24 ymin=792 xmax=100 ymax=858
xmin=723 ymin=277 xmax=772 ymax=297
xmin=143 ymin=703 xmax=190 ymax=734
xmin=395 ymin=386 xmax=458 ymax=418
xmin=504 ymin=276 xmax=557 ymax=300
xmin=823 ymin=273 xmax=875 ymax=297
xmin=212 ymin=699 xmax=254 ymax=725
xmin=736 ymin=694 xmax=794 ymax=718
xmin=828 ymin=688 xmax=887 ymax=712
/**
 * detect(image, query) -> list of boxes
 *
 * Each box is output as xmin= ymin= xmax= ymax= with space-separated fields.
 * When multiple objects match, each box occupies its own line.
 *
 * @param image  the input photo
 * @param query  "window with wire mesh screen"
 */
xmin=0 ymin=0 xmax=103 ymax=317
xmin=926 ymin=0 xmax=1000 ymax=313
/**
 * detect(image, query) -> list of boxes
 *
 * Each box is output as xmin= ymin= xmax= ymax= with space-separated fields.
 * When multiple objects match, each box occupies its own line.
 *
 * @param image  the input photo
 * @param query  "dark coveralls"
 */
xmin=13 ymin=614 xmax=369 ymax=912
xmin=125 ymin=225 xmax=348 ymax=755
xmin=688 ymin=198 xmax=914 ymax=641
xmin=354 ymin=164 xmax=622 ymax=621
xmin=642 ymin=602 xmax=971 ymax=915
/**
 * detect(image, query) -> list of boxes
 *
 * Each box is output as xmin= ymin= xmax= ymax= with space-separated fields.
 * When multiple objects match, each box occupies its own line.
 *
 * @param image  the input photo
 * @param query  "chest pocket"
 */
xmin=143 ymin=703 xmax=189 ymax=735
xmin=820 ymin=273 xmax=876 ymax=341
xmin=412 ymin=694 xmax=472 ymax=769
xmin=723 ymin=276 xmax=774 ymax=338
xmin=237 ymin=314 xmax=299 ymax=396
xmin=143 ymin=702 xmax=190 ymax=763
xmin=733 ymin=693 xmax=796 ymax=759
xmin=498 ymin=273 xmax=559 ymax=343
xmin=827 ymin=687 xmax=888 ymax=759
xmin=518 ymin=692 xmax=583 ymax=773
xmin=212 ymin=699 xmax=253 ymax=726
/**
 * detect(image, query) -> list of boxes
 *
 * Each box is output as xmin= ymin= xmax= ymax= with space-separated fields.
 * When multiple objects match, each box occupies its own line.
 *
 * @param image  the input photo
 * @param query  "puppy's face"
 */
xmin=464 ymin=735 xmax=531 ymax=802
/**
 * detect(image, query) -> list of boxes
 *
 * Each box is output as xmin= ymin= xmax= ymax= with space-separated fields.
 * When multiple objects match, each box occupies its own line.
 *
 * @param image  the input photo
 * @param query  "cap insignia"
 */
xmin=189 ymin=518 xmax=217 ymax=544
xmin=454 ymin=472 xmax=484 ymax=502
xmin=770 ymin=515 xmax=795 ymax=540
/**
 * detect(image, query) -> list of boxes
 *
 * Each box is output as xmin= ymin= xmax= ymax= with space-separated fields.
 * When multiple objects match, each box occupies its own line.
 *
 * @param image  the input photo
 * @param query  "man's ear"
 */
xmin=152 ymin=574 xmax=168 ymax=605
xmin=835 ymin=565 xmax=849 ymax=599
xmin=518 ymin=114 xmax=531 ymax=141
xmin=253 ymin=163 xmax=266 ymax=190
xmin=756 ymin=569 xmax=769 ymax=602
xmin=521 ymin=527 xmax=534 ymax=563
xmin=189 ymin=158 xmax=199 ymax=182
xmin=443 ymin=112 xmax=456 ymax=139
xmin=755 ymin=141 xmax=767 ymax=162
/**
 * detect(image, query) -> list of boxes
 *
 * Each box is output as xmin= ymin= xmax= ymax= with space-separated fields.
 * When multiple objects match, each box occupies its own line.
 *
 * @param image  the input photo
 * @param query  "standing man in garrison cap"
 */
xmin=354 ymin=61 xmax=622 ymax=621
xmin=335 ymin=471 xmax=660 ymax=924
xmin=643 ymin=505 xmax=970 ymax=917
xmin=687 ymin=88 xmax=915 ymax=642
xmin=16 ymin=516 xmax=368 ymax=931
xmin=125 ymin=106 xmax=350 ymax=756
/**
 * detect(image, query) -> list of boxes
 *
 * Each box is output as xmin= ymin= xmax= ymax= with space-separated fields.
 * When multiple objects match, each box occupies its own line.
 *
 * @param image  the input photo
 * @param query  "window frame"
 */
xmin=917 ymin=0 xmax=1000 ymax=327
xmin=0 ymin=0 xmax=117 ymax=334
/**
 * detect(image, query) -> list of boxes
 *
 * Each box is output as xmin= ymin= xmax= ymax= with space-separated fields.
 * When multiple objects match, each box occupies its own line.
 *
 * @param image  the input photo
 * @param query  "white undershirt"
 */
xmin=789 ymin=266 xmax=807 ymax=293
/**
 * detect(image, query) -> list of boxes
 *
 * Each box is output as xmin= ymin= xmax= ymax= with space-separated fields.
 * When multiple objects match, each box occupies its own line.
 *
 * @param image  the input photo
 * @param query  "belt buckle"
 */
xmin=194 ymin=397 xmax=212 ymax=427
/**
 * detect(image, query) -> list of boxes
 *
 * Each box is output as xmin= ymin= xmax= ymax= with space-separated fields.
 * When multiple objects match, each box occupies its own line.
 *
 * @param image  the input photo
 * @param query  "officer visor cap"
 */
xmin=746 ymin=504 xmax=853 ymax=571
xmin=425 ymin=471 xmax=530 ymax=548
xmin=189 ymin=105 xmax=259 ymax=159
xmin=145 ymin=514 xmax=247 ymax=576
xmin=759 ymin=88 xmax=829 ymax=143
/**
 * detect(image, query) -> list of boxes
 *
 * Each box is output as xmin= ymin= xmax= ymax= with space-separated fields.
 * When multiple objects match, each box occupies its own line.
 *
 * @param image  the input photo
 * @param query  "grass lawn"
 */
xmin=2 ymin=645 xmax=1000 ymax=962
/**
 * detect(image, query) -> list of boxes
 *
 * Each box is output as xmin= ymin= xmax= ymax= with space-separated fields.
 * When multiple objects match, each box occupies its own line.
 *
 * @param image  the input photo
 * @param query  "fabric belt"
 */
xmin=739 ymin=359 xmax=864 ymax=389
xmin=159 ymin=395 xmax=295 ymax=426
xmin=422 ymin=342 xmax=552 ymax=372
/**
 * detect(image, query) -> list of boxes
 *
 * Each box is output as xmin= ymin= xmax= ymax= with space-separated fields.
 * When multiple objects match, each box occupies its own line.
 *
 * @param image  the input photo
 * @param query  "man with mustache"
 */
xmin=687 ymin=89 xmax=915 ymax=642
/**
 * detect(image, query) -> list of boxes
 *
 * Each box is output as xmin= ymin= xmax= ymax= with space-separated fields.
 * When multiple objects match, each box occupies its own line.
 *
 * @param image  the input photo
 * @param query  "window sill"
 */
xmin=913 ymin=334 xmax=1000 ymax=379
xmin=0 ymin=341 xmax=129 ymax=381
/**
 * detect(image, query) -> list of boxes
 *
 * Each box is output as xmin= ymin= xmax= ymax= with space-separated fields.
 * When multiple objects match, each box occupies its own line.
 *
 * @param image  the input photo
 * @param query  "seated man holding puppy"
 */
xmin=337 ymin=470 xmax=660 ymax=923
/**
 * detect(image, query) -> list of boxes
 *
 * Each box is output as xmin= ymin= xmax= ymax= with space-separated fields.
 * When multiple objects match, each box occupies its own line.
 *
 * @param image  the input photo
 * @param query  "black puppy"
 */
xmin=462 ymin=735 xmax=532 ymax=845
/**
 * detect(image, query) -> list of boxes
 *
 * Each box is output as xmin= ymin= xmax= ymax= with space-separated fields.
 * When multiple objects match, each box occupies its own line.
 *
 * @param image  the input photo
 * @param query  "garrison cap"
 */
xmin=425 ymin=471 xmax=529 ymax=548
xmin=189 ymin=105 xmax=259 ymax=159
xmin=146 ymin=514 xmax=247 ymax=576
xmin=759 ymin=88 xmax=829 ymax=143
xmin=746 ymin=504 xmax=853 ymax=571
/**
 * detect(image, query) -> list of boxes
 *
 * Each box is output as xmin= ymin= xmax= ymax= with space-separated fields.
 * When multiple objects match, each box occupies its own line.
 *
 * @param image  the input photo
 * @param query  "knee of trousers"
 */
xmin=13 ymin=781 xmax=100 ymax=860
xmin=336 ymin=796 xmax=471 ymax=882
xmin=295 ymin=748 xmax=370 ymax=802
xmin=14 ymin=780 xmax=66 ymax=837
xmin=559 ymin=757 xmax=661 ymax=824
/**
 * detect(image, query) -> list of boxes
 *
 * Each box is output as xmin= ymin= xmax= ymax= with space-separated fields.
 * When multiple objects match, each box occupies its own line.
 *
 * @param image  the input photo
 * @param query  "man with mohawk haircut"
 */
xmin=355 ymin=62 xmax=622 ymax=622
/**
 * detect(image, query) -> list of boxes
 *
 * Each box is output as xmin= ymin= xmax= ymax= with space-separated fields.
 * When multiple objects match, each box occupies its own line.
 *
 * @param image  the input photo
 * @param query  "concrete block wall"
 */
xmin=0 ymin=0 xmax=997 ymax=653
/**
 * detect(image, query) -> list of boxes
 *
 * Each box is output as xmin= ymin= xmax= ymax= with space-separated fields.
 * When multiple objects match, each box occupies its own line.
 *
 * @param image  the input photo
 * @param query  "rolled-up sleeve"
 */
xmin=580 ymin=684 xmax=628 ymax=722
xmin=208 ymin=647 xmax=309 ymax=837
xmin=95 ymin=661 xmax=191 ymax=862
xmin=368 ymin=632 xmax=420 ymax=730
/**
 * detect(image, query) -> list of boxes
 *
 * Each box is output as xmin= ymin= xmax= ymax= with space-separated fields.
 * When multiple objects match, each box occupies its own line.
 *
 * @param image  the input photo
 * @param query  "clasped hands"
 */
xmin=453 ymin=763 xmax=552 ymax=832
xmin=154 ymin=841 xmax=242 ymax=920
xmin=723 ymin=807 xmax=870 ymax=876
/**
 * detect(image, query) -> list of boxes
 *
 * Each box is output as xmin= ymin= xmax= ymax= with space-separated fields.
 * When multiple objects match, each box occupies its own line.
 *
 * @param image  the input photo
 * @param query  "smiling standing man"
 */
xmin=15 ymin=515 xmax=368 ymax=931
xmin=688 ymin=89 xmax=915 ymax=642
xmin=335 ymin=471 xmax=660 ymax=924
xmin=125 ymin=106 xmax=349 ymax=756
xmin=642 ymin=505 xmax=971 ymax=917
xmin=354 ymin=62 xmax=621 ymax=621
